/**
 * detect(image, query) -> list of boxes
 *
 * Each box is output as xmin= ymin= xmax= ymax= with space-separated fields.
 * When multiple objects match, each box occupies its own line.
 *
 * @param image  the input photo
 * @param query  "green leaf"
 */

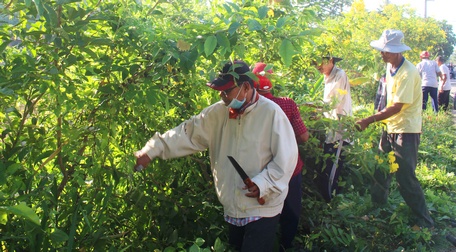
xmin=0 ymin=202 xmax=40 ymax=225
xmin=43 ymin=3 xmax=58 ymax=26
xmin=56 ymin=0 xmax=82 ymax=4
xmin=189 ymin=244 xmax=200 ymax=252
xmin=0 ymin=211 xmax=7 ymax=225
xmin=195 ymin=237 xmax=205 ymax=246
xmin=0 ymin=40 xmax=11 ymax=54
xmin=6 ymin=163 xmax=22 ymax=175
xmin=89 ymin=38 xmax=113 ymax=46
xmin=34 ymin=0 xmax=45 ymax=16
xmin=258 ymin=6 xmax=269 ymax=19
xmin=50 ymin=228 xmax=69 ymax=243
xmin=216 ymin=33 xmax=230 ymax=49
xmin=167 ymin=229 xmax=178 ymax=244
xmin=213 ymin=238 xmax=225 ymax=251
xmin=204 ymin=35 xmax=217 ymax=57
xmin=0 ymin=88 xmax=15 ymax=96
xmin=228 ymin=22 xmax=241 ymax=35
xmin=276 ymin=17 xmax=288 ymax=28
xmin=245 ymin=71 xmax=258 ymax=82
xmin=279 ymin=39 xmax=295 ymax=67
xmin=246 ymin=19 xmax=262 ymax=31
xmin=5 ymin=107 xmax=22 ymax=118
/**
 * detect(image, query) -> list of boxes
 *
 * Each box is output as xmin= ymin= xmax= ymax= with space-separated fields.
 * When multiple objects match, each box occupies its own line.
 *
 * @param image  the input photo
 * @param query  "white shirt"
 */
xmin=438 ymin=64 xmax=451 ymax=91
xmin=416 ymin=59 xmax=441 ymax=88
xmin=323 ymin=66 xmax=353 ymax=143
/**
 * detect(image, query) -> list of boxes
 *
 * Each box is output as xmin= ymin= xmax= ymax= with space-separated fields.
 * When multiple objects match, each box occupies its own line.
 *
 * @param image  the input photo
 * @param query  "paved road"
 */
xmin=451 ymin=79 xmax=456 ymax=101
xmin=450 ymin=79 xmax=456 ymax=121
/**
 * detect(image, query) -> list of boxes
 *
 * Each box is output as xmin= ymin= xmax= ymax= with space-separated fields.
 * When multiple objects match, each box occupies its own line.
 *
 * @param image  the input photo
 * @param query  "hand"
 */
xmin=355 ymin=119 xmax=369 ymax=132
xmin=243 ymin=183 xmax=260 ymax=198
xmin=134 ymin=150 xmax=152 ymax=172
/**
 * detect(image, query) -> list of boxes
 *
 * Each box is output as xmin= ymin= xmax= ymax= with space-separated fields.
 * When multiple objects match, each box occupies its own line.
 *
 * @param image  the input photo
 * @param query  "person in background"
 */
xmin=252 ymin=62 xmax=309 ymax=251
xmin=416 ymin=51 xmax=443 ymax=113
xmin=356 ymin=29 xmax=434 ymax=230
xmin=314 ymin=55 xmax=353 ymax=202
xmin=435 ymin=56 xmax=450 ymax=111
xmin=134 ymin=60 xmax=298 ymax=251
xmin=374 ymin=74 xmax=387 ymax=112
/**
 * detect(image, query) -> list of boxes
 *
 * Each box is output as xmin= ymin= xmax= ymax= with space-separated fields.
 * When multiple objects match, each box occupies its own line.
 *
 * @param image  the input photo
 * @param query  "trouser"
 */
xmin=438 ymin=90 xmax=450 ymax=111
xmin=371 ymin=132 xmax=434 ymax=228
xmin=228 ymin=215 xmax=280 ymax=252
xmin=422 ymin=86 xmax=439 ymax=112
xmin=279 ymin=173 xmax=302 ymax=251
xmin=318 ymin=141 xmax=349 ymax=202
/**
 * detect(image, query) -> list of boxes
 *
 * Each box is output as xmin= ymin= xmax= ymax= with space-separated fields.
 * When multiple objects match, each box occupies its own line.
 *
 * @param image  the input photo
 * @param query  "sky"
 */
xmin=363 ymin=0 xmax=456 ymax=33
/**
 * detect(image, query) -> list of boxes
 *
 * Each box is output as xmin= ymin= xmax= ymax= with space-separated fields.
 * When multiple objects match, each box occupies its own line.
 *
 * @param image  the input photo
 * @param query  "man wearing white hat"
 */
xmin=356 ymin=29 xmax=434 ymax=229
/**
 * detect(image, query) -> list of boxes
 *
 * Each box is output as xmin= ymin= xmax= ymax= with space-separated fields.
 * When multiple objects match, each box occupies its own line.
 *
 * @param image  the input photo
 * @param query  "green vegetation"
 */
xmin=1 ymin=0 xmax=455 ymax=251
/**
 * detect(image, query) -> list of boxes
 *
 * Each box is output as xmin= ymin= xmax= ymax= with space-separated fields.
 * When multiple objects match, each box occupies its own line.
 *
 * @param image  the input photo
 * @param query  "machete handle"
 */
xmin=244 ymin=178 xmax=265 ymax=205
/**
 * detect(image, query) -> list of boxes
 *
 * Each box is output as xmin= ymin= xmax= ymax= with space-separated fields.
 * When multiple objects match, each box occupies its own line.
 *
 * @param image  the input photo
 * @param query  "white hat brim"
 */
xmin=370 ymin=40 xmax=411 ymax=53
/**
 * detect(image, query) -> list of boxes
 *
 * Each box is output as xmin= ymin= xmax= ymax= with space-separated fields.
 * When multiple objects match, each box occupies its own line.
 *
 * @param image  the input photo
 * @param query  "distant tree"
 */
xmin=434 ymin=20 xmax=456 ymax=61
xmin=273 ymin=0 xmax=354 ymax=18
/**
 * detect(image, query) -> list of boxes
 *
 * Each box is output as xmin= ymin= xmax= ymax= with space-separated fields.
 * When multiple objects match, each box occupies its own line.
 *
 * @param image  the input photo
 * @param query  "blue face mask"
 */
xmin=227 ymin=86 xmax=246 ymax=109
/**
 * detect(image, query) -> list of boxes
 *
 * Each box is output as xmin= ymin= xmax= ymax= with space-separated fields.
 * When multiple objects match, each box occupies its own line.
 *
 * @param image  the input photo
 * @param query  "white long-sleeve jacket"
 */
xmin=139 ymin=95 xmax=298 ymax=218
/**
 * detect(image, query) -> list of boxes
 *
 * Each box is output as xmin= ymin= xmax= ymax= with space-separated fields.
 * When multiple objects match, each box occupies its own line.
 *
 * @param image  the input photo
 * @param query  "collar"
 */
xmin=262 ymin=92 xmax=274 ymax=99
xmin=324 ymin=66 xmax=339 ymax=82
xmin=229 ymin=90 xmax=260 ymax=119
xmin=390 ymin=57 xmax=405 ymax=77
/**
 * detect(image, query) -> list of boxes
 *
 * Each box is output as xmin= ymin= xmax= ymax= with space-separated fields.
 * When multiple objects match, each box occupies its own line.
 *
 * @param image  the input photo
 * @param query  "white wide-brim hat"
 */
xmin=370 ymin=29 xmax=411 ymax=53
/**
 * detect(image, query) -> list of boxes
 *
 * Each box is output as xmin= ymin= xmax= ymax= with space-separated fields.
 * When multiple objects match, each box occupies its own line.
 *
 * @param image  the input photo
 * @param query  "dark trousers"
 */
xmin=422 ymin=86 xmax=439 ymax=112
xmin=228 ymin=215 xmax=280 ymax=252
xmin=438 ymin=90 xmax=450 ymax=111
xmin=371 ymin=132 xmax=434 ymax=228
xmin=279 ymin=173 xmax=302 ymax=251
xmin=318 ymin=142 xmax=348 ymax=202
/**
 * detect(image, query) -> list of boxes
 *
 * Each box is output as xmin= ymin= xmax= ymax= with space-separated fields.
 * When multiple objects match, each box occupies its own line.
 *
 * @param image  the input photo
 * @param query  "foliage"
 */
xmin=1 ymin=0 xmax=455 ymax=251
xmin=298 ymin=106 xmax=456 ymax=251
xmin=317 ymin=0 xmax=453 ymax=105
xmin=275 ymin=0 xmax=354 ymax=19
xmin=434 ymin=20 xmax=456 ymax=60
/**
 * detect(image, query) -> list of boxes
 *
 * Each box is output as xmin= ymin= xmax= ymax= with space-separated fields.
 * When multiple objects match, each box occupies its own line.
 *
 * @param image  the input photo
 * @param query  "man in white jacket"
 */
xmin=134 ymin=60 xmax=298 ymax=251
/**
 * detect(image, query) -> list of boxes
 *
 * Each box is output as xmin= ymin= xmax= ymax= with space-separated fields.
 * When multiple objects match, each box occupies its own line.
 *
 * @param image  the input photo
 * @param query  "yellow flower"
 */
xmin=388 ymin=151 xmax=396 ymax=163
xmin=166 ymin=64 xmax=173 ymax=73
xmin=337 ymin=88 xmax=348 ymax=95
xmin=267 ymin=9 xmax=274 ymax=17
xmin=378 ymin=158 xmax=384 ymax=164
xmin=390 ymin=163 xmax=399 ymax=173
xmin=374 ymin=155 xmax=379 ymax=160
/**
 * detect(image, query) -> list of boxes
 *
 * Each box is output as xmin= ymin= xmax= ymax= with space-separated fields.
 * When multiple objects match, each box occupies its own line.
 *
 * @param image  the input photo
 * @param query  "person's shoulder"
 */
xmin=400 ymin=59 xmax=420 ymax=75
xmin=334 ymin=67 xmax=347 ymax=76
xmin=202 ymin=100 xmax=227 ymax=114
xmin=258 ymin=95 xmax=288 ymax=112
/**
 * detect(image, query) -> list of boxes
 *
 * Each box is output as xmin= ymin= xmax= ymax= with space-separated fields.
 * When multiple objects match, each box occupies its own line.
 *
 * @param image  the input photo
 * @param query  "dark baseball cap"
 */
xmin=206 ymin=60 xmax=253 ymax=91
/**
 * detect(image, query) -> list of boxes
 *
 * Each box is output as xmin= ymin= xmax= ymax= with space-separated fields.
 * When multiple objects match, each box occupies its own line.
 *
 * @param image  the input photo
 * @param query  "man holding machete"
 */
xmin=134 ymin=60 xmax=298 ymax=251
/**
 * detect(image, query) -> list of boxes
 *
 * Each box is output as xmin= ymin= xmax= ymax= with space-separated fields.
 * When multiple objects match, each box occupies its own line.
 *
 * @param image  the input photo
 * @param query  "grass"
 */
xmin=296 ymin=108 xmax=456 ymax=251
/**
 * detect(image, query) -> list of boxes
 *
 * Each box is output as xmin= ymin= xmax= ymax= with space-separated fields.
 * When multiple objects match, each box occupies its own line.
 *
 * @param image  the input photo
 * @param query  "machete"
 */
xmin=227 ymin=156 xmax=265 ymax=205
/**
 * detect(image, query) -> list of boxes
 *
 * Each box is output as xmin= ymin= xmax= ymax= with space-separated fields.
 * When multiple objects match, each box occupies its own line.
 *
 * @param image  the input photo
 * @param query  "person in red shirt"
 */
xmin=252 ymin=62 xmax=309 ymax=251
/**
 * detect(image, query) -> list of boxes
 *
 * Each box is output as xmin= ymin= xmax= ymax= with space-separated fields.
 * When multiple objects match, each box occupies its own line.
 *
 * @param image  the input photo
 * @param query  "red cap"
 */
xmin=420 ymin=51 xmax=430 ymax=58
xmin=252 ymin=62 xmax=273 ymax=91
